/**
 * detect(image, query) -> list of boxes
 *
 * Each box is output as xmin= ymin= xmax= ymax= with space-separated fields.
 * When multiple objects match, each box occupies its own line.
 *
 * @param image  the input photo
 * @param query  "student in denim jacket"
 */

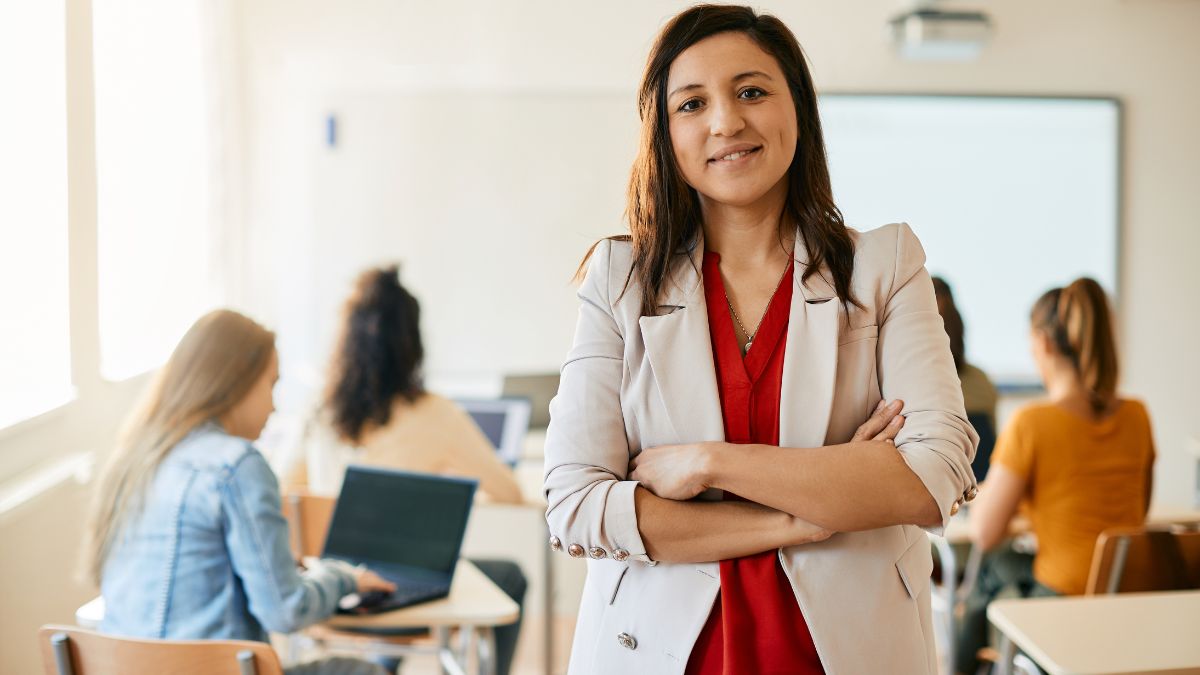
xmin=83 ymin=309 xmax=393 ymax=675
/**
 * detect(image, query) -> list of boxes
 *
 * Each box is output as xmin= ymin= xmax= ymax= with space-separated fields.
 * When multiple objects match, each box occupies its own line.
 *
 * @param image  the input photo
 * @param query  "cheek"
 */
xmin=668 ymin=121 xmax=703 ymax=185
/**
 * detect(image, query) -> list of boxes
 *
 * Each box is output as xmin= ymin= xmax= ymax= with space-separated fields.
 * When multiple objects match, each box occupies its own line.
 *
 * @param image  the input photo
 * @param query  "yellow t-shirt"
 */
xmin=992 ymin=399 xmax=1155 ymax=595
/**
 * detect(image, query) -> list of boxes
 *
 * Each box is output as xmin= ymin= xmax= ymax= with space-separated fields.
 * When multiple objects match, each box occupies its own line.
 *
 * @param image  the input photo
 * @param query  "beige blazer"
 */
xmin=544 ymin=223 xmax=978 ymax=675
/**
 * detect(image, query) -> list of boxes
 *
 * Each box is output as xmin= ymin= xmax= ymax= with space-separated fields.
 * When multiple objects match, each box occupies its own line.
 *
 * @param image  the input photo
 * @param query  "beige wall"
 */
xmin=235 ymin=0 xmax=1200 ymax=504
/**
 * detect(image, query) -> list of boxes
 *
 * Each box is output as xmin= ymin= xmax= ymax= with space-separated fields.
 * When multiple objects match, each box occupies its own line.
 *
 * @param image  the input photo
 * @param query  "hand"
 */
xmin=787 ymin=515 xmax=835 ymax=546
xmin=853 ymin=399 xmax=906 ymax=444
xmin=628 ymin=442 xmax=719 ymax=501
xmin=353 ymin=567 xmax=397 ymax=595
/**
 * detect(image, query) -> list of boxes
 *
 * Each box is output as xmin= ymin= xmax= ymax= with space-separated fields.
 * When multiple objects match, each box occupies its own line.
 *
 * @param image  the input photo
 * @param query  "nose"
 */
xmin=708 ymin=96 xmax=746 ymax=138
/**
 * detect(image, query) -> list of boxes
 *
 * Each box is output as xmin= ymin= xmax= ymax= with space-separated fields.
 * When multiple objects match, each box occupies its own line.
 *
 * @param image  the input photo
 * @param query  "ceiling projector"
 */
xmin=889 ymin=8 xmax=992 ymax=61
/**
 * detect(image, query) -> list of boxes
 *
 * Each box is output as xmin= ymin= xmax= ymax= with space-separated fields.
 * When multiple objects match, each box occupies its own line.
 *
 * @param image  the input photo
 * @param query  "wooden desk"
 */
xmin=988 ymin=590 xmax=1200 ymax=675
xmin=931 ymin=505 xmax=1200 ymax=675
xmin=320 ymin=560 xmax=519 ymax=675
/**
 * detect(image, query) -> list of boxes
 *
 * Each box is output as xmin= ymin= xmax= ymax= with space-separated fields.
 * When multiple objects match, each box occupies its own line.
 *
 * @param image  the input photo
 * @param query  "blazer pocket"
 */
xmin=608 ymin=564 xmax=629 ymax=605
xmin=895 ymin=535 xmax=934 ymax=599
xmin=839 ymin=324 xmax=878 ymax=346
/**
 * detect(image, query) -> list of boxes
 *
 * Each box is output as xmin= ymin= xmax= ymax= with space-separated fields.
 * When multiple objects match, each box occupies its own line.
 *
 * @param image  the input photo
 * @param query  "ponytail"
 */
xmin=1030 ymin=278 xmax=1119 ymax=415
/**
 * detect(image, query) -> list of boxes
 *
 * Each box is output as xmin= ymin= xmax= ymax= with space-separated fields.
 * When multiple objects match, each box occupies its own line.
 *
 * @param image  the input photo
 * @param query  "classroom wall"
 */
xmin=234 ymin=0 xmax=1200 ymax=504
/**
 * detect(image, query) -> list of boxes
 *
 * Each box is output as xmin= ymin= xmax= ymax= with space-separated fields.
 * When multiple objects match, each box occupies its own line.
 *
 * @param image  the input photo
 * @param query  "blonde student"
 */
xmin=84 ymin=310 xmax=393 ymax=675
xmin=958 ymin=278 xmax=1155 ymax=675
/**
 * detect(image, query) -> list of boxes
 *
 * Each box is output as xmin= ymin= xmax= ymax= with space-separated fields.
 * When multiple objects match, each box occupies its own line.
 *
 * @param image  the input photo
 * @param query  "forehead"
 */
xmin=666 ymin=31 xmax=782 ymax=90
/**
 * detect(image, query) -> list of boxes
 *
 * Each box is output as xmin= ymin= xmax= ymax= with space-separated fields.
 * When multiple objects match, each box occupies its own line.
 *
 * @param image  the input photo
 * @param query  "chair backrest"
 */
xmin=37 ymin=625 xmax=284 ymax=675
xmin=283 ymin=491 xmax=337 ymax=559
xmin=1085 ymin=524 xmax=1200 ymax=595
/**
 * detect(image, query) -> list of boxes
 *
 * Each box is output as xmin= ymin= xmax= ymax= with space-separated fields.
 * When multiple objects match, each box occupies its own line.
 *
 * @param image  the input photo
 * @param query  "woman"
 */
xmin=292 ymin=266 xmax=527 ymax=675
xmin=84 ymin=310 xmax=393 ymax=675
xmin=932 ymin=276 xmax=999 ymax=481
xmin=544 ymin=6 xmax=977 ymax=674
xmin=958 ymin=278 xmax=1155 ymax=674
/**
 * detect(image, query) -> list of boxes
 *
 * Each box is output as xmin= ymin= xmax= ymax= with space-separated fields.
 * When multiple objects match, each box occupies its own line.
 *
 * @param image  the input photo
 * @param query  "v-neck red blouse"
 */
xmin=685 ymin=251 xmax=824 ymax=675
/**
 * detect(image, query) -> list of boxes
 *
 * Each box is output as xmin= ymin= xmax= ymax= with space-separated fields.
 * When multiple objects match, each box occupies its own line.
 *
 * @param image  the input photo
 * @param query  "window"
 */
xmin=0 ymin=1 xmax=74 ymax=428
xmin=93 ymin=0 xmax=217 ymax=381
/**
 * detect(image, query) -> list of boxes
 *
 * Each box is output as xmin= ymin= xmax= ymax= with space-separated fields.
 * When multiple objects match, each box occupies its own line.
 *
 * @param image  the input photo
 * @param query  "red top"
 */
xmin=685 ymin=251 xmax=824 ymax=675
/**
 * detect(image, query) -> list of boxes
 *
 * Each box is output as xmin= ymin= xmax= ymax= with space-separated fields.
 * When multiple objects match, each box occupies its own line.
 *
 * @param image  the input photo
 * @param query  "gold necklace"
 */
xmin=726 ymin=261 xmax=791 ymax=354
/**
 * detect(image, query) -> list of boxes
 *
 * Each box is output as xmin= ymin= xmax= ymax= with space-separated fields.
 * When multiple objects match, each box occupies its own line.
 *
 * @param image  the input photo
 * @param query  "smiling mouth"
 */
xmin=709 ymin=147 xmax=762 ymax=164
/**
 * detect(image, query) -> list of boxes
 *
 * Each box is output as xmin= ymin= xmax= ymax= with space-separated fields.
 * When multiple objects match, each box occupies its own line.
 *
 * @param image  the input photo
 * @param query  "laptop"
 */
xmin=501 ymin=372 xmax=560 ymax=429
xmin=324 ymin=465 xmax=477 ymax=614
xmin=455 ymin=397 xmax=532 ymax=466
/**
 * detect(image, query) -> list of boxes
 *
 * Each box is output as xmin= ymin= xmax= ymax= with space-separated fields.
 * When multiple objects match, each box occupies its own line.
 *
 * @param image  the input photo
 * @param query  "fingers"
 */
xmin=872 ymin=412 xmax=906 ymax=443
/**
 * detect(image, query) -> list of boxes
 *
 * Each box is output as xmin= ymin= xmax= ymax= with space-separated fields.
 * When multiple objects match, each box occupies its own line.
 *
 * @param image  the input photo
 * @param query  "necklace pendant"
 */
xmin=744 ymin=339 xmax=752 ymax=354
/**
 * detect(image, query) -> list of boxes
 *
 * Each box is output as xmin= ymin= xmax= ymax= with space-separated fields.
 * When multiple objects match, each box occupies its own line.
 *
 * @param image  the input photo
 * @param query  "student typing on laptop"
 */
xmin=83 ymin=310 xmax=393 ymax=675
xmin=286 ymin=266 xmax=527 ymax=675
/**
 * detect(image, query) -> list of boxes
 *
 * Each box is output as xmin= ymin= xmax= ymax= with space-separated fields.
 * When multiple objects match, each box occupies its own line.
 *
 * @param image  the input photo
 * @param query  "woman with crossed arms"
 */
xmin=543 ymin=6 xmax=977 ymax=674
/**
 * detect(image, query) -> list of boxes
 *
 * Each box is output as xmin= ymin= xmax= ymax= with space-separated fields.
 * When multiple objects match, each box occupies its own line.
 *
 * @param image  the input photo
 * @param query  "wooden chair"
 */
xmin=1085 ymin=523 xmax=1200 ymax=595
xmin=37 ymin=624 xmax=283 ymax=675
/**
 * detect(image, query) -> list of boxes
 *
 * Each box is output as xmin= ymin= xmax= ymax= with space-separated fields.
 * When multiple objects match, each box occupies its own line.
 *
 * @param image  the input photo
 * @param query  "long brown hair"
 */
xmin=932 ymin=276 xmax=966 ymax=372
xmin=324 ymin=265 xmax=426 ymax=444
xmin=582 ymin=4 xmax=858 ymax=315
xmin=83 ymin=309 xmax=276 ymax=584
xmin=1031 ymin=278 xmax=1119 ymax=415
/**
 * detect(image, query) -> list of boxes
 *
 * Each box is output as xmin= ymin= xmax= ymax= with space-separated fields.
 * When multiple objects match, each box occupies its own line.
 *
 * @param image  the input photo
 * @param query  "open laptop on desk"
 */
xmin=326 ymin=465 xmax=477 ymax=615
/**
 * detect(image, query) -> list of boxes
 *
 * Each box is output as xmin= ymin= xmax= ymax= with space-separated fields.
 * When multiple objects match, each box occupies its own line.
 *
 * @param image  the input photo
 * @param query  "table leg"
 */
xmin=478 ymin=625 xmax=497 ymax=675
xmin=995 ymin=633 xmax=1016 ymax=675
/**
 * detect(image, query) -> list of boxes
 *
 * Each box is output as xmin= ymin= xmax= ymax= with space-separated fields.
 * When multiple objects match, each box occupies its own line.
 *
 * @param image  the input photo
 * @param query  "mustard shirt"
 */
xmin=992 ymin=399 xmax=1155 ymax=594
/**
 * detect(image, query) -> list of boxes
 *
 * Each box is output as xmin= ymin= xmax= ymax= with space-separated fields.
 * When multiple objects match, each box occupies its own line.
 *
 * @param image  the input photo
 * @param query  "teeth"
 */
xmin=719 ymin=150 xmax=753 ymax=161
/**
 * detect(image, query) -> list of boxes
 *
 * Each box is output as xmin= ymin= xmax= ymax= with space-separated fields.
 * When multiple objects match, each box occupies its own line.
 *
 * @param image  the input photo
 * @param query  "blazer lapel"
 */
xmin=639 ymin=244 xmax=725 ymax=444
xmin=779 ymin=231 xmax=841 ymax=449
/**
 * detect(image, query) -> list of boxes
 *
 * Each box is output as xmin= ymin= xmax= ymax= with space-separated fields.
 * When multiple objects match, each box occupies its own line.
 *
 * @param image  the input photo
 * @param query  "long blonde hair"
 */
xmin=1031 ymin=278 xmax=1119 ymax=416
xmin=83 ymin=309 xmax=276 ymax=584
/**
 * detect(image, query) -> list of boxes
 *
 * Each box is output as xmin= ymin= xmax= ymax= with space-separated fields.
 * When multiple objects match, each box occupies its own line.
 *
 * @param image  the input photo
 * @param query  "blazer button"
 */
xmin=612 ymin=548 xmax=630 ymax=562
xmin=549 ymin=536 xmax=562 ymax=552
xmin=568 ymin=544 xmax=585 ymax=558
xmin=966 ymin=486 xmax=979 ymax=501
xmin=950 ymin=501 xmax=961 ymax=516
xmin=589 ymin=547 xmax=607 ymax=559
xmin=617 ymin=632 xmax=637 ymax=650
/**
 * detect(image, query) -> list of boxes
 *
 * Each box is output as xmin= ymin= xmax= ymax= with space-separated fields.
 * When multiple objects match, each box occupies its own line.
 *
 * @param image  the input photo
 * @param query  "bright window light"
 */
xmin=93 ymin=0 xmax=217 ymax=381
xmin=0 ymin=1 xmax=74 ymax=429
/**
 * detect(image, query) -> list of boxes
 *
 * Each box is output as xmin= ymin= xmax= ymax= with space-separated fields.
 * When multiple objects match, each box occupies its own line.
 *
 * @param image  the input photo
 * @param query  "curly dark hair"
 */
xmin=324 ymin=265 xmax=425 ymax=443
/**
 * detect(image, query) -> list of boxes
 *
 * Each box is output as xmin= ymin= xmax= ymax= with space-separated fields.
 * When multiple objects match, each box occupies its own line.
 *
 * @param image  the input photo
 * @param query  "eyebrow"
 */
xmin=667 ymin=70 xmax=774 ymax=100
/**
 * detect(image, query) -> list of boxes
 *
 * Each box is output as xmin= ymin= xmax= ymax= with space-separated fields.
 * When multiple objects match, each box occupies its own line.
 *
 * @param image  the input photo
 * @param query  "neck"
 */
xmin=699 ymin=178 xmax=792 ymax=268
xmin=1042 ymin=358 xmax=1091 ymax=408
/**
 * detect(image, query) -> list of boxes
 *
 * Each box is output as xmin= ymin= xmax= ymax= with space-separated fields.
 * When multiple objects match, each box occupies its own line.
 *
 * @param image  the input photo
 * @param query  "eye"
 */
xmin=677 ymin=98 xmax=703 ymax=113
xmin=738 ymin=87 xmax=767 ymax=101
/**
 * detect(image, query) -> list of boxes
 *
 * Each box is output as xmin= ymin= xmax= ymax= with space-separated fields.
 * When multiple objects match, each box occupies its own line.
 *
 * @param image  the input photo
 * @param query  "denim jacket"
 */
xmin=100 ymin=423 xmax=356 ymax=642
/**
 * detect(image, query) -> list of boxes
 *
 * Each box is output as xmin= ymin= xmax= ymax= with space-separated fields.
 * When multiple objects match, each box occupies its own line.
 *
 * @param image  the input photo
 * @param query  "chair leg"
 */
xmin=50 ymin=633 xmax=75 ymax=675
xmin=237 ymin=649 xmax=259 ymax=675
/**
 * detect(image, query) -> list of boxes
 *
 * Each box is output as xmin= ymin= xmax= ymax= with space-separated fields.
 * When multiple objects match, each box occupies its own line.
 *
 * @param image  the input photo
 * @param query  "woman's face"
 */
xmin=222 ymin=350 xmax=279 ymax=441
xmin=666 ymin=31 xmax=798 ymax=209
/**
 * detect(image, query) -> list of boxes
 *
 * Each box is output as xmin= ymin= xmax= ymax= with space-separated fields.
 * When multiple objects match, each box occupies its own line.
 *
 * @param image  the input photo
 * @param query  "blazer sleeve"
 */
xmin=543 ymin=240 xmax=653 ymax=564
xmin=878 ymin=223 xmax=979 ymax=533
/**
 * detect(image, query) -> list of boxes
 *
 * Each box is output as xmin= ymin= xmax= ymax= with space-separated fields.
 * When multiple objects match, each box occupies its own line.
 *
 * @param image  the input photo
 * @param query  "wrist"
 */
xmin=699 ymin=442 xmax=727 ymax=489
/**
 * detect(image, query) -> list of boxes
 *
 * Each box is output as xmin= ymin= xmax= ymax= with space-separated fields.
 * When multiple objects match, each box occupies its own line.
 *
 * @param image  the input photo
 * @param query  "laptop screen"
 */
xmin=323 ymin=466 xmax=477 ymax=576
xmin=456 ymin=397 xmax=532 ymax=465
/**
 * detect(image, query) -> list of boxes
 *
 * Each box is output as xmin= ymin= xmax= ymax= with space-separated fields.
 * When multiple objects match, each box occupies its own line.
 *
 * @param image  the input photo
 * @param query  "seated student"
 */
xmin=289 ymin=266 xmax=526 ymax=675
xmin=956 ymin=278 xmax=1155 ymax=675
xmin=83 ymin=310 xmax=393 ymax=675
xmin=932 ymin=276 xmax=999 ymax=481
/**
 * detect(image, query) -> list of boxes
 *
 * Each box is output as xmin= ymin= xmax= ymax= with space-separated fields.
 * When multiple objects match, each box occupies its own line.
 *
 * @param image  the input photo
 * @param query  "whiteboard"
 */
xmin=294 ymin=92 xmax=1118 ymax=389
xmin=821 ymin=96 xmax=1120 ymax=384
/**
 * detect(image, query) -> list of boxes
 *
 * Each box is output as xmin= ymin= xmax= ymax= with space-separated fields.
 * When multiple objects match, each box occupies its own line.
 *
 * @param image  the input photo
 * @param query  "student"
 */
xmin=83 ymin=310 xmax=392 ymax=675
xmin=957 ymin=278 xmax=1155 ymax=675
xmin=932 ymin=276 xmax=999 ymax=481
xmin=543 ymin=5 xmax=977 ymax=673
xmin=291 ymin=266 xmax=526 ymax=675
